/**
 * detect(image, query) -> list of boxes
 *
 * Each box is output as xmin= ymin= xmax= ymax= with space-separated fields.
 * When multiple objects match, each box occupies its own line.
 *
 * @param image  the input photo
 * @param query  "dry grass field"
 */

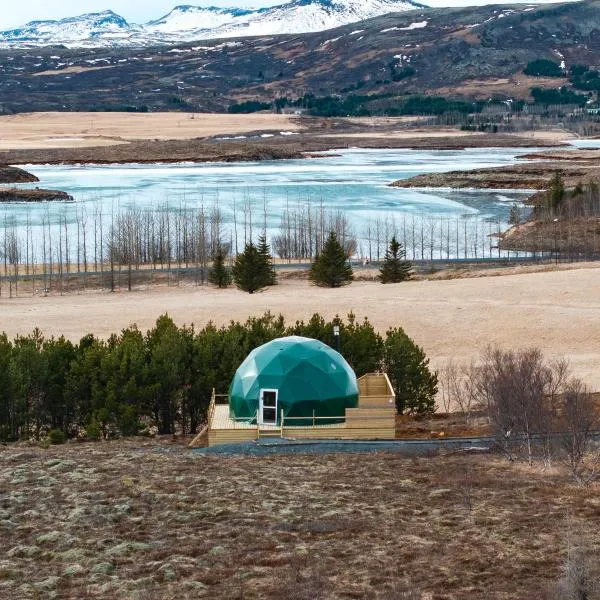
xmin=0 ymin=112 xmax=303 ymax=150
xmin=1 ymin=265 xmax=600 ymax=389
xmin=0 ymin=439 xmax=598 ymax=599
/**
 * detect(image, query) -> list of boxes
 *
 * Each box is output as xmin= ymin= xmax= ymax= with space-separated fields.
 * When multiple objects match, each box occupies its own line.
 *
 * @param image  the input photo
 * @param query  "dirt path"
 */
xmin=2 ymin=267 xmax=600 ymax=388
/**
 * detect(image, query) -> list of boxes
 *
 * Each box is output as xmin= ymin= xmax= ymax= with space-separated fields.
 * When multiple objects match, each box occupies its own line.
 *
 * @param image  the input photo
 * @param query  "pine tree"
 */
xmin=232 ymin=241 xmax=268 ymax=294
xmin=309 ymin=231 xmax=353 ymax=288
xmin=379 ymin=236 xmax=412 ymax=283
xmin=208 ymin=249 xmax=232 ymax=289
xmin=257 ymin=234 xmax=277 ymax=286
xmin=548 ymin=171 xmax=565 ymax=215
xmin=382 ymin=326 xmax=438 ymax=415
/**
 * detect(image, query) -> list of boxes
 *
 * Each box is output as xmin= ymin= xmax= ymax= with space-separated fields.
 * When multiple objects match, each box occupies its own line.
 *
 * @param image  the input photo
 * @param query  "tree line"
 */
xmin=0 ymin=312 xmax=437 ymax=443
xmin=0 ymin=199 xmax=522 ymax=297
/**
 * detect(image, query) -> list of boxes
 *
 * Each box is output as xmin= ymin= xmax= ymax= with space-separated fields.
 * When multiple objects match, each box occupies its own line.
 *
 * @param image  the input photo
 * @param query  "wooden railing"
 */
xmin=207 ymin=389 xmax=216 ymax=429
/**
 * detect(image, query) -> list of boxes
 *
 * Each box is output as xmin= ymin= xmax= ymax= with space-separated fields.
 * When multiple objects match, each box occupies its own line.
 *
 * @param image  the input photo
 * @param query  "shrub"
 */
xmin=531 ymin=86 xmax=587 ymax=106
xmin=524 ymin=59 xmax=563 ymax=77
xmin=228 ymin=100 xmax=271 ymax=114
xmin=84 ymin=419 xmax=102 ymax=441
xmin=48 ymin=429 xmax=66 ymax=445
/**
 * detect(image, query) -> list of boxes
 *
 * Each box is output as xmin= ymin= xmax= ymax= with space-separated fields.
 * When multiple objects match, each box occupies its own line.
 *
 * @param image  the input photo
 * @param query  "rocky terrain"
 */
xmin=0 ymin=166 xmax=38 ymax=183
xmin=0 ymin=188 xmax=73 ymax=202
xmin=0 ymin=438 xmax=598 ymax=599
xmin=1 ymin=1 xmax=600 ymax=113
xmin=391 ymin=149 xmax=600 ymax=190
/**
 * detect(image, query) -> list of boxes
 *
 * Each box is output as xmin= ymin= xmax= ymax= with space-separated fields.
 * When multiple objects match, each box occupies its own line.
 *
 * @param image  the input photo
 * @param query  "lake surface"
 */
xmin=7 ymin=147 xmax=540 ymax=260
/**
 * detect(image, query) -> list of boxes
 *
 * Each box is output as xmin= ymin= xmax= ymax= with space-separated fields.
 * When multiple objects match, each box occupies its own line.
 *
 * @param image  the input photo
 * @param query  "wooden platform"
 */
xmin=190 ymin=373 xmax=397 ymax=448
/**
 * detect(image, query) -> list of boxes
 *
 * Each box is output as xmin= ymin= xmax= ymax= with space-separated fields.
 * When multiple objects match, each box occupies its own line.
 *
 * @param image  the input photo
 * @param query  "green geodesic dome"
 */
xmin=229 ymin=336 xmax=359 ymax=425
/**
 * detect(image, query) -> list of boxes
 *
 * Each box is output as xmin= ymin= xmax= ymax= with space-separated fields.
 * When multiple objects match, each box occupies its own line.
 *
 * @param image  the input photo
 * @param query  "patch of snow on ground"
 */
xmin=382 ymin=20 xmax=427 ymax=32
xmin=401 ymin=20 xmax=427 ymax=30
xmin=349 ymin=29 xmax=364 ymax=35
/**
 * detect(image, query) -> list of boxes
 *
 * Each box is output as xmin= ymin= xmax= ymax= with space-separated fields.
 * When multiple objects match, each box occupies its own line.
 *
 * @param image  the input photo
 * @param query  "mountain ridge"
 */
xmin=0 ymin=0 xmax=425 ymax=48
xmin=1 ymin=1 xmax=599 ymax=115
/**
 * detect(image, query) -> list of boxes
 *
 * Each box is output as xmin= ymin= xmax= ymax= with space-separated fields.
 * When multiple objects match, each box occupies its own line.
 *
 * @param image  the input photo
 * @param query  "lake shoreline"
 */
xmin=0 ymin=132 xmax=565 ymax=168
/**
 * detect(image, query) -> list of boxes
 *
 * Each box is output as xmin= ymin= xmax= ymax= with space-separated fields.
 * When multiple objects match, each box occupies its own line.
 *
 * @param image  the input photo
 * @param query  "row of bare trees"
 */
xmin=440 ymin=348 xmax=599 ymax=484
xmin=270 ymin=201 xmax=529 ymax=263
xmin=0 ymin=198 xmax=562 ymax=297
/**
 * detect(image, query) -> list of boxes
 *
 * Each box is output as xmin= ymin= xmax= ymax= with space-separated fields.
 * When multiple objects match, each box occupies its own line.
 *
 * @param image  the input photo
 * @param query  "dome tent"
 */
xmin=229 ymin=336 xmax=359 ymax=425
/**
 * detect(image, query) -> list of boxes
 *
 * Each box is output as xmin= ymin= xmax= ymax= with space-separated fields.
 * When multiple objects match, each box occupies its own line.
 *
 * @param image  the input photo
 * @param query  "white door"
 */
xmin=259 ymin=389 xmax=278 ymax=425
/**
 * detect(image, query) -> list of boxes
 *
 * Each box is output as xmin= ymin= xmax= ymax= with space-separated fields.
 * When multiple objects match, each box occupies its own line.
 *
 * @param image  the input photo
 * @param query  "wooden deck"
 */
xmin=190 ymin=373 xmax=397 ymax=448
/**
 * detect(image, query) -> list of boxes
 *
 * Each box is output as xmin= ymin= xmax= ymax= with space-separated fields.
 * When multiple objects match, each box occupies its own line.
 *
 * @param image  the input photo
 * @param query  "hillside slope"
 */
xmin=0 ymin=1 xmax=599 ymax=113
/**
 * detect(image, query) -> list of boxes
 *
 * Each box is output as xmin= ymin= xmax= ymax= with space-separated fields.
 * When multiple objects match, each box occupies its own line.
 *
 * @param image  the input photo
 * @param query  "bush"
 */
xmin=48 ymin=428 xmax=66 ymax=445
xmin=524 ymin=59 xmax=563 ymax=77
xmin=84 ymin=419 xmax=102 ymax=441
xmin=228 ymin=100 xmax=271 ymax=114
xmin=531 ymin=87 xmax=587 ymax=106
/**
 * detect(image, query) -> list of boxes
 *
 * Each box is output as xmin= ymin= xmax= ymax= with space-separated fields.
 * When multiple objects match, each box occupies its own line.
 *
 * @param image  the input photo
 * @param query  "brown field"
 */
xmin=0 ymin=112 xmax=304 ymax=150
xmin=438 ymin=74 xmax=571 ymax=100
xmin=0 ymin=439 xmax=598 ymax=599
xmin=1 ymin=265 xmax=600 ymax=389
xmin=317 ymin=128 xmax=486 ymax=140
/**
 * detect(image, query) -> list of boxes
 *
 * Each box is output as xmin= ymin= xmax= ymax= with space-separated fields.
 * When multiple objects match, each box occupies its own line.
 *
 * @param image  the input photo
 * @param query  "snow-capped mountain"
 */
xmin=0 ymin=0 xmax=425 ymax=48
xmin=145 ymin=5 xmax=259 ymax=35
xmin=0 ymin=11 xmax=141 ymax=47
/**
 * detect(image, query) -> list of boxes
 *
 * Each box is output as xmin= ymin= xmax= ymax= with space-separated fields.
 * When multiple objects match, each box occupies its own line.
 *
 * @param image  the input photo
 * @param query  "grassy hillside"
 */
xmin=3 ymin=1 xmax=600 ymax=114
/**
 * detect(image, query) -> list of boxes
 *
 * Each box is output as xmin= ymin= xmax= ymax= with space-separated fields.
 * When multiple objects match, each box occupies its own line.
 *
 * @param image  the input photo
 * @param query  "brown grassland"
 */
xmin=1 ymin=438 xmax=598 ymax=599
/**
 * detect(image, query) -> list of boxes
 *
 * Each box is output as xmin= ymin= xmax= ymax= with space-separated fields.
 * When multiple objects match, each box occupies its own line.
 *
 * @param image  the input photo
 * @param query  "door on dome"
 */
xmin=259 ymin=389 xmax=278 ymax=425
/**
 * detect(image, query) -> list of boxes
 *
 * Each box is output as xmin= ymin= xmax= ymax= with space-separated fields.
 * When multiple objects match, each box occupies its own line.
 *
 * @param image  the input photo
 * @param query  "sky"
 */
xmin=0 ymin=0 xmax=562 ymax=30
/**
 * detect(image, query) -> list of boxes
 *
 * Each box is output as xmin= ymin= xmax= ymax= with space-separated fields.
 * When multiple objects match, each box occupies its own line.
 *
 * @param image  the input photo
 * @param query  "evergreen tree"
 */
xmin=232 ymin=241 xmax=269 ymax=294
xmin=381 ymin=327 xmax=438 ymax=416
xmin=309 ymin=231 xmax=353 ymax=288
xmin=257 ymin=234 xmax=277 ymax=286
xmin=379 ymin=236 xmax=412 ymax=283
xmin=548 ymin=171 xmax=565 ymax=215
xmin=208 ymin=249 xmax=232 ymax=288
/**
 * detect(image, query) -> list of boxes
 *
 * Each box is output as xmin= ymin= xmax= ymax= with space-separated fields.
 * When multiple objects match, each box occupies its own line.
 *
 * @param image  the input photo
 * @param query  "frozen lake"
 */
xmin=4 ymin=147 xmax=540 ymax=261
